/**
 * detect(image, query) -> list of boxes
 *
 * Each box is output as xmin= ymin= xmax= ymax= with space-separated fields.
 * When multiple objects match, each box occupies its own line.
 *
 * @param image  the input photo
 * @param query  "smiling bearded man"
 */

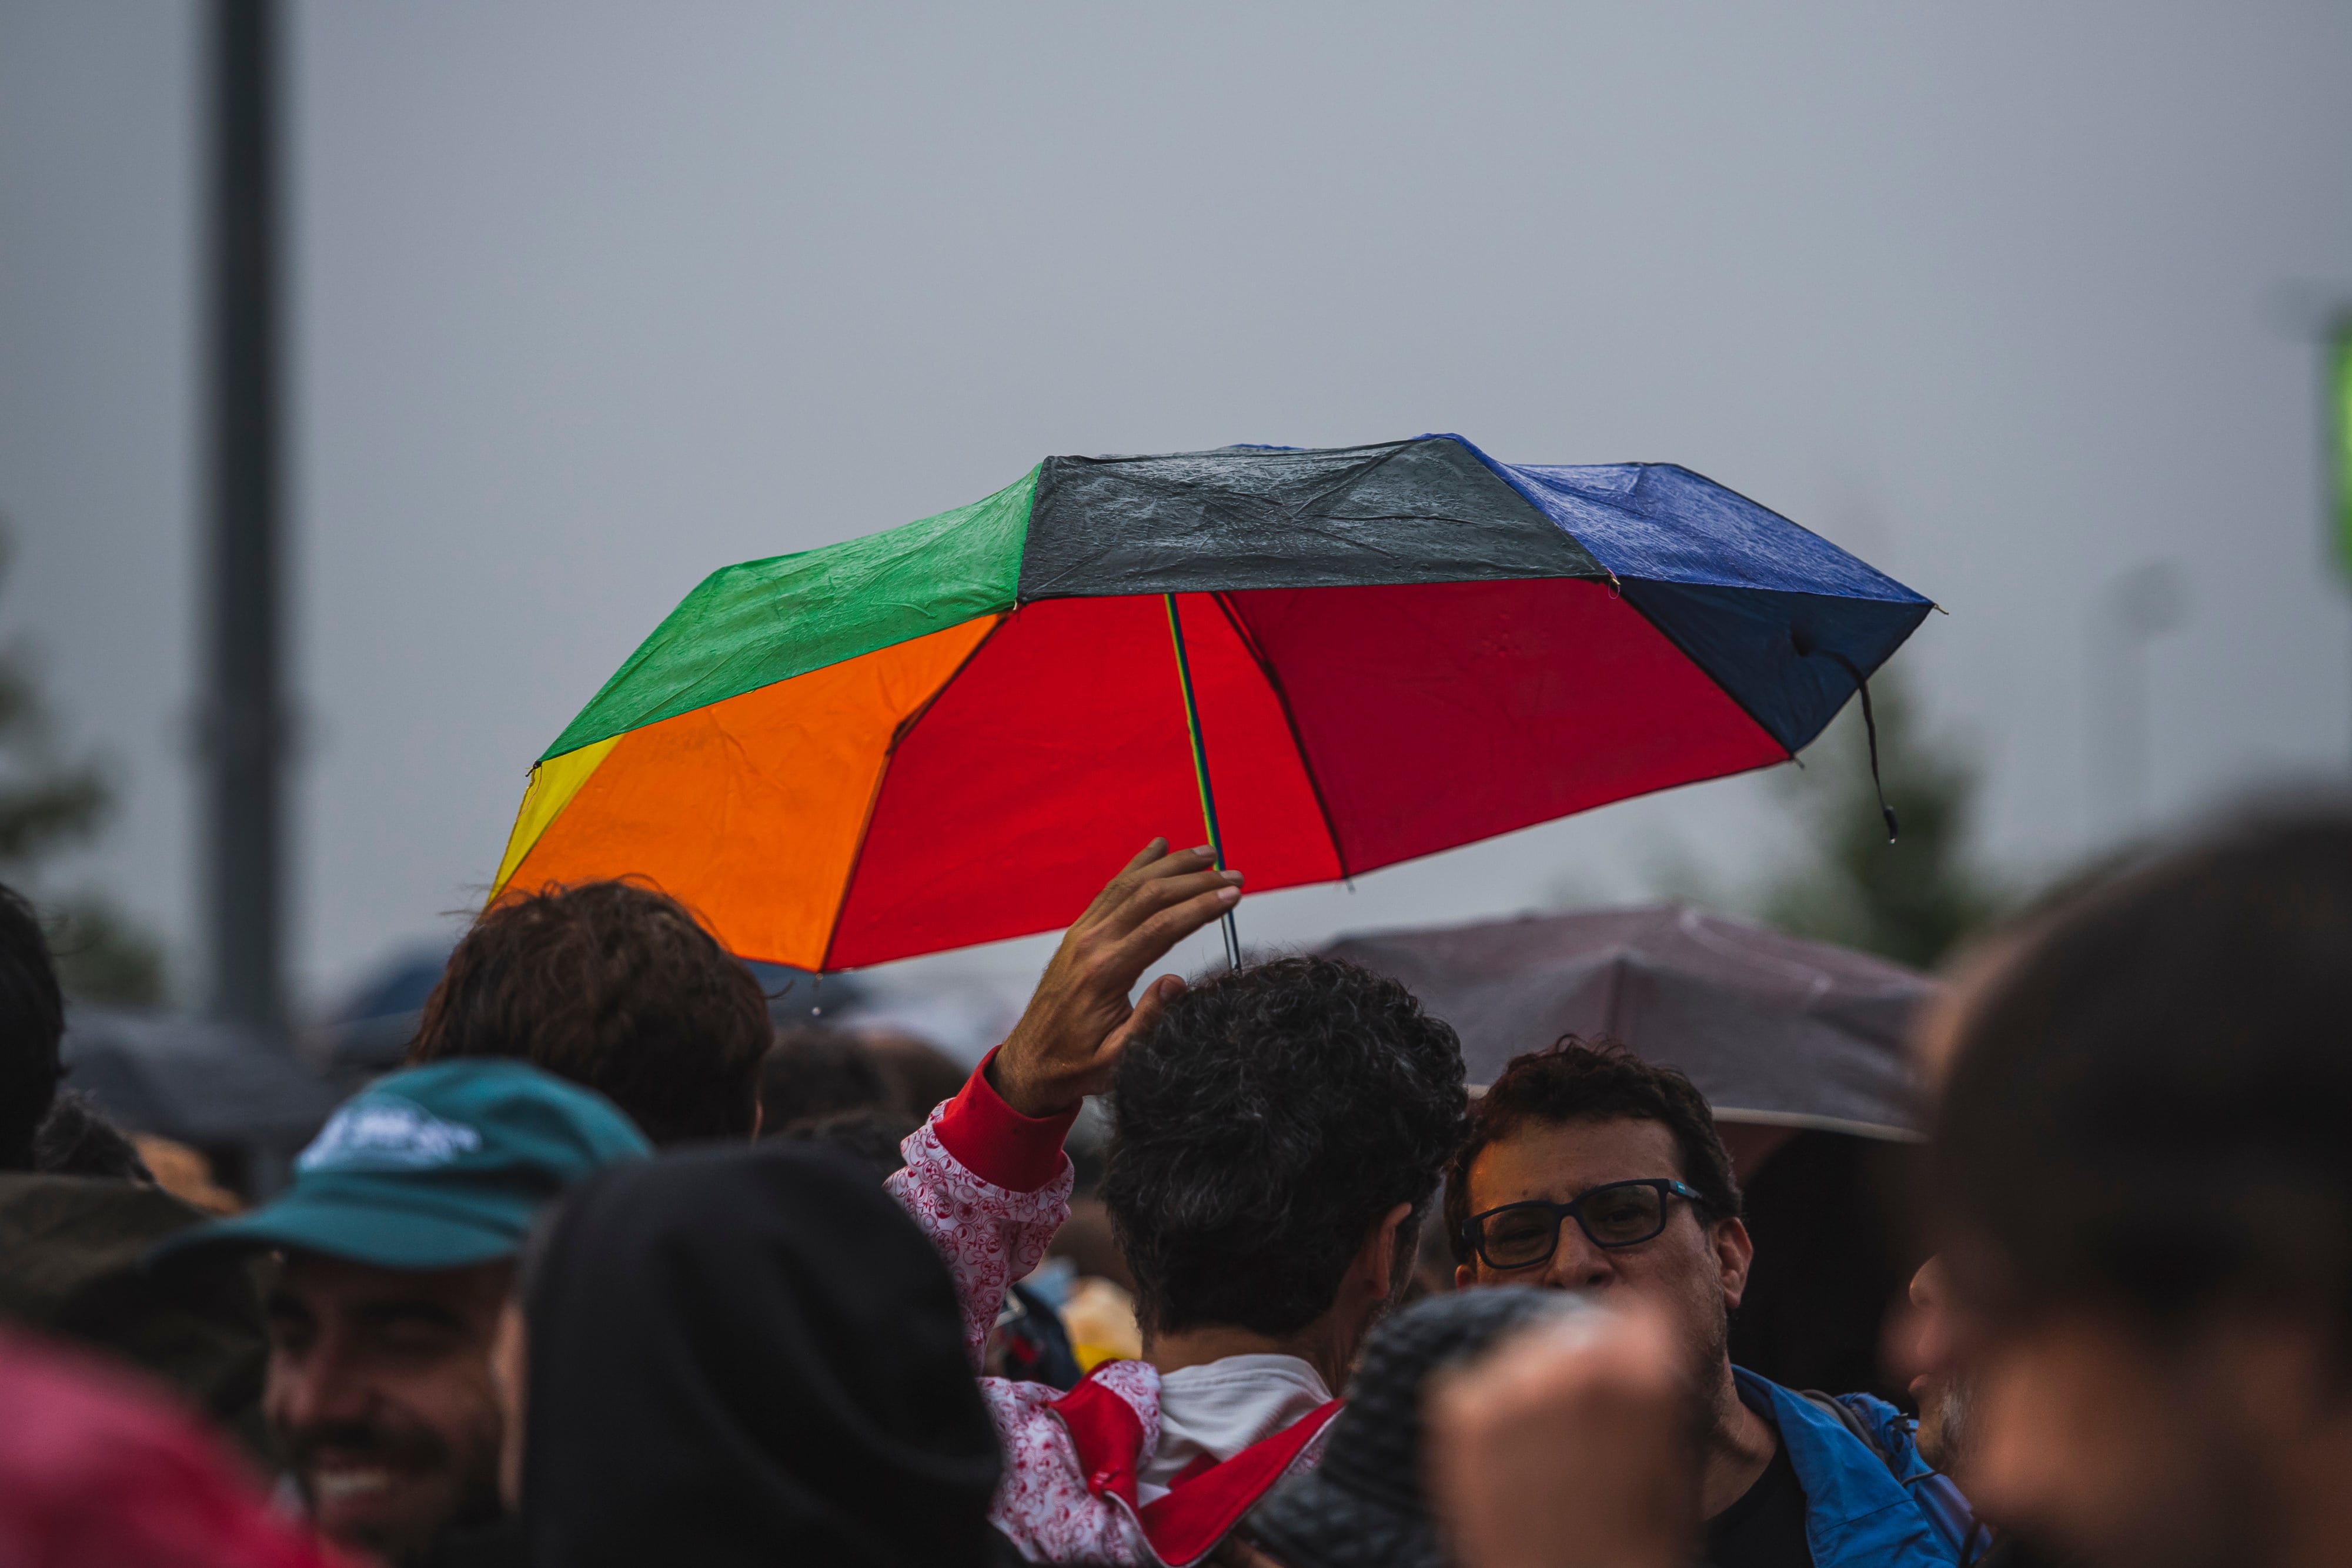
xmin=152 ymin=1060 xmax=648 ymax=1564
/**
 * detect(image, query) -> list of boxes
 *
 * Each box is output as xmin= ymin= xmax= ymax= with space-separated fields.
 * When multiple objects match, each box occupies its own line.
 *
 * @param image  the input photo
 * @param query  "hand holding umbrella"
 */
xmin=987 ymin=838 xmax=1243 ymax=1118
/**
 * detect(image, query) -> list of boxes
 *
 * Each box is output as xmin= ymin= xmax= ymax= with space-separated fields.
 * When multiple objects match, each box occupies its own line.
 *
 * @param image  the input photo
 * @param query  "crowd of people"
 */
xmin=2 ymin=809 xmax=2349 ymax=1568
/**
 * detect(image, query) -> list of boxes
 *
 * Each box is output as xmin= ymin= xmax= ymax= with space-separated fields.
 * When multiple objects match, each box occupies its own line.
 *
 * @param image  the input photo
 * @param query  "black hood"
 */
xmin=522 ymin=1141 xmax=1001 ymax=1567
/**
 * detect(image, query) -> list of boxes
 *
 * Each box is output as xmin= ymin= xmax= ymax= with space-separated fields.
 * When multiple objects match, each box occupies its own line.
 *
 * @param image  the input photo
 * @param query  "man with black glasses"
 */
xmin=1446 ymin=1041 xmax=1972 ymax=1568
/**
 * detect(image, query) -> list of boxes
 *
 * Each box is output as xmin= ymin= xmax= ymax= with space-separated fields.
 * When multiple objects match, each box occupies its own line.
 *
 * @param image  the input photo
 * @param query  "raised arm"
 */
xmin=888 ymin=1058 xmax=1081 ymax=1366
xmin=887 ymin=838 xmax=1244 ymax=1366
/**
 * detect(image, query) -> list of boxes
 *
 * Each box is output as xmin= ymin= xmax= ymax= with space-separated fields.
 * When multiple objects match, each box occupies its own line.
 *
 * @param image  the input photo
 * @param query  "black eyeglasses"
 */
xmin=1462 ymin=1179 xmax=1705 ymax=1271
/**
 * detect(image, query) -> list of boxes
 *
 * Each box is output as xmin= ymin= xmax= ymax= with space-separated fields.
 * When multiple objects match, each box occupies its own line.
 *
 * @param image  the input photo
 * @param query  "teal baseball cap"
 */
xmin=155 ymin=1058 xmax=652 ymax=1271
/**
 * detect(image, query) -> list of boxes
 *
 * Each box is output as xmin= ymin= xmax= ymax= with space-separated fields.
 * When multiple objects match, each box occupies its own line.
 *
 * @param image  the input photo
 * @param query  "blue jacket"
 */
xmin=1733 ymin=1368 xmax=1976 ymax=1568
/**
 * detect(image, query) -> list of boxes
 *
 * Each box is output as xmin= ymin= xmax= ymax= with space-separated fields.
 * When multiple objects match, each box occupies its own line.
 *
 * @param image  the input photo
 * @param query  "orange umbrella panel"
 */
xmin=496 ymin=615 xmax=1000 ymax=971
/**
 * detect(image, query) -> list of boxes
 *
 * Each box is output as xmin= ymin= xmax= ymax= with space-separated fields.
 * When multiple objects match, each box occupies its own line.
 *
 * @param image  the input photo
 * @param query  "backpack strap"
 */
xmin=1796 ymin=1389 xmax=1897 ymax=1474
xmin=1799 ymin=1390 xmax=1991 ymax=1567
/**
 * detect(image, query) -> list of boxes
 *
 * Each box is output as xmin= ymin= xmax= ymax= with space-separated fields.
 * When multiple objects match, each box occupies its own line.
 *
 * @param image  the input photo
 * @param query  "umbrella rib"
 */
xmin=1605 ymin=581 xmax=1799 ymax=765
xmin=1165 ymin=594 xmax=1244 ymax=971
xmin=1207 ymin=592 xmax=1353 ymax=885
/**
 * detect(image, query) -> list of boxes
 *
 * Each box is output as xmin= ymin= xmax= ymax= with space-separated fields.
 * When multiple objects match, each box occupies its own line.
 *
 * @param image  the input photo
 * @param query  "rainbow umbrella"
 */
xmin=490 ymin=436 xmax=1930 ymax=971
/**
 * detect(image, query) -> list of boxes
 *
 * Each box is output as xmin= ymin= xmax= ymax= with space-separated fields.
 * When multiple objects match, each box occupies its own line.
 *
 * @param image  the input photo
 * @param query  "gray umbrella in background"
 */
xmin=1322 ymin=902 xmax=1935 ymax=1141
xmin=1328 ymin=902 xmax=1940 ymax=1400
xmin=61 ymin=1008 xmax=344 ymax=1195
xmin=317 ymin=945 xmax=872 ymax=1073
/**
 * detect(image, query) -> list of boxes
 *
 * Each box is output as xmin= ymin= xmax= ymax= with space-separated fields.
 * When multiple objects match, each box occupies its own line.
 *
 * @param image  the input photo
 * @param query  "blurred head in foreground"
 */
xmin=1244 ymin=1286 xmax=1586 ymax=1568
xmin=155 ymin=1061 xmax=649 ymax=1562
xmin=518 ymin=1142 xmax=1002 ymax=1567
xmin=1932 ymin=806 xmax=2352 ymax=1568
xmin=1425 ymin=1296 xmax=1696 ymax=1568
xmin=0 ymin=1326 xmax=353 ymax=1568
xmin=410 ymin=880 xmax=771 ymax=1145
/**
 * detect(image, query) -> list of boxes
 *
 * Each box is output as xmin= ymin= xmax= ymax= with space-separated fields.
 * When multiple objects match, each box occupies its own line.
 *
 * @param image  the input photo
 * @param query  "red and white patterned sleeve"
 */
xmin=887 ymin=1050 xmax=1079 ymax=1368
xmin=978 ymin=1372 xmax=1157 ymax=1564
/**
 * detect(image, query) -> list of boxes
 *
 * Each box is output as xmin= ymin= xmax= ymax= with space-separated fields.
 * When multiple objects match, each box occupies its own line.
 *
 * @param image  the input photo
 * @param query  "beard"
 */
xmin=1689 ymin=1288 xmax=1735 ymax=1435
xmin=1917 ymin=1367 xmax=1975 ymax=1475
xmin=281 ymin=1415 xmax=502 ymax=1563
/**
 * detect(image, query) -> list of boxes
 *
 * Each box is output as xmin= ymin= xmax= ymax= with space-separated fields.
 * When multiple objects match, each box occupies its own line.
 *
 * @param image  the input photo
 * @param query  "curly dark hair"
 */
xmin=1444 ymin=1038 xmax=1742 ymax=1267
xmin=1102 ymin=955 xmax=1469 ymax=1339
xmin=409 ymin=880 xmax=770 ymax=1145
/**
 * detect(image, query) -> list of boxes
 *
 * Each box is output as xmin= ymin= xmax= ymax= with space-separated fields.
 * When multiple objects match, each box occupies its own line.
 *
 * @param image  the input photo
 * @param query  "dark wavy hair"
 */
xmin=1444 ymin=1038 xmax=1743 ymax=1267
xmin=409 ymin=880 xmax=770 ymax=1145
xmin=1103 ymin=955 xmax=1469 ymax=1338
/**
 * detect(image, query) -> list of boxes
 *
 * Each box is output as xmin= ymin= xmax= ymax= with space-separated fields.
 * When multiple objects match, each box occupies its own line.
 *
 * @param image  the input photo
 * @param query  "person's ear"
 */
xmin=1712 ymin=1216 xmax=1755 ymax=1311
xmin=1356 ymin=1202 xmax=1414 ymax=1301
xmin=490 ymin=1298 xmax=530 ymax=1514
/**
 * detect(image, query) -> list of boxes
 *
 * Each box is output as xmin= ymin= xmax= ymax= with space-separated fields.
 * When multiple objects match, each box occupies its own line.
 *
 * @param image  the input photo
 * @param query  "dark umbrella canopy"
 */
xmin=1323 ymin=903 xmax=1933 ymax=1137
xmin=61 ymin=1009 xmax=342 ymax=1151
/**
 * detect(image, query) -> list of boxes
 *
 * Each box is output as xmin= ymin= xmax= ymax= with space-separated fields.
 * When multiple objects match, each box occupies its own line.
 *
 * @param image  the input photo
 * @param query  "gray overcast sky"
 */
xmin=4 ymin=0 xmax=2351 ymax=1005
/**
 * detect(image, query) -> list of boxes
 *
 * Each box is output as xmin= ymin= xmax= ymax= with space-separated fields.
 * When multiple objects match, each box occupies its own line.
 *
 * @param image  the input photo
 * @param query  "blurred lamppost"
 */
xmin=2087 ymin=561 xmax=2187 ymax=835
xmin=200 ymin=0 xmax=290 ymax=1039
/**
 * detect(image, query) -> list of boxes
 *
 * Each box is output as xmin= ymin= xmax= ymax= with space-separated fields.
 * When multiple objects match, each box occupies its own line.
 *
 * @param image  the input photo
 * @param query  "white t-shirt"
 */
xmin=1135 ymin=1353 xmax=1334 ymax=1504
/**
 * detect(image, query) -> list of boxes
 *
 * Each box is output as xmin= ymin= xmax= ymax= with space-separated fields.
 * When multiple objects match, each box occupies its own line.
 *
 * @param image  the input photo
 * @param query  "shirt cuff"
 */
xmin=933 ymin=1047 xmax=1079 ymax=1194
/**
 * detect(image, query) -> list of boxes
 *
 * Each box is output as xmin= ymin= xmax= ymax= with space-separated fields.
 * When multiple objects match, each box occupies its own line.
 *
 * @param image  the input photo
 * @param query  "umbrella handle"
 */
xmin=1164 ymin=593 xmax=1243 ymax=971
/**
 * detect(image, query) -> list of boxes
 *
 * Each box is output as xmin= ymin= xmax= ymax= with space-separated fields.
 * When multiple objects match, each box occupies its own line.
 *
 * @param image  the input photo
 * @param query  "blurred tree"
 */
xmin=0 ymin=520 xmax=166 ymax=1005
xmin=1757 ymin=667 xmax=2001 ymax=971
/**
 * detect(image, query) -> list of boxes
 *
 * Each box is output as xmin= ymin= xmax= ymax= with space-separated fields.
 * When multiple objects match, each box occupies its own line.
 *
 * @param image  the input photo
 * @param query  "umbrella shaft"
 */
xmin=1164 ymin=593 xmax=1242 ymax=971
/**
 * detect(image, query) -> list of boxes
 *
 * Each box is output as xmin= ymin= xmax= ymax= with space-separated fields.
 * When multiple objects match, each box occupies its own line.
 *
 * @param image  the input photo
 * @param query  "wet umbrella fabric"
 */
xmin=490 ymin=437 xmax=1932 ymax=971
xmin=1323 ymin=903 xmax=1935 ymax=1137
